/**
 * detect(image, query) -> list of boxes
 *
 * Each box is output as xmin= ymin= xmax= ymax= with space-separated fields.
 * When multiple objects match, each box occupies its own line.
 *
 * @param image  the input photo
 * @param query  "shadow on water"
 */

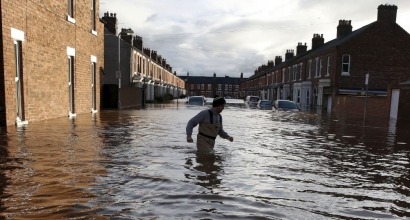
xmin=185 ymin=153 xmax=224 ymax=190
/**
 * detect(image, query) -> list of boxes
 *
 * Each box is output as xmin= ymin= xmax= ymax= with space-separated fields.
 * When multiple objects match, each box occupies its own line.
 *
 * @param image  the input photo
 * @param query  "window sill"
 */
xmin=341 ymin=73 xmax=350 ymax=76
xmin=91 ymin=30 xmax=97 ymax=36
xmin=67 ymin=15 xmax=76 ymax=24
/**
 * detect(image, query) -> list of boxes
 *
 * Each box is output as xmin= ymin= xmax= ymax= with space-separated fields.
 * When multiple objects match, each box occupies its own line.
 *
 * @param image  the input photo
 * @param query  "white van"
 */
xmin=245 ymin=96 xmax=260 ymax=106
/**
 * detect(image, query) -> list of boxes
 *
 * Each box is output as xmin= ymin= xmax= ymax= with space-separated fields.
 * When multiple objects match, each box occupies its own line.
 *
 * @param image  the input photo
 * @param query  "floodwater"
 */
xmin=0 ymin=99 xmax=409 ymax=219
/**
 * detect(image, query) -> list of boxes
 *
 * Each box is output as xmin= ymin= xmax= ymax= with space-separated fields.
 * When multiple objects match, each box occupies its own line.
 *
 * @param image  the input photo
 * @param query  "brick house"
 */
xmin=241 ymin=4 xmax=410 ymax=121
xmin=0 ymin=0 xmax=105 ymax=126
xmin=101 ymin=12 xmax=185 ymax=109
xmin=180 ymin=73 xmax=244 ymax=99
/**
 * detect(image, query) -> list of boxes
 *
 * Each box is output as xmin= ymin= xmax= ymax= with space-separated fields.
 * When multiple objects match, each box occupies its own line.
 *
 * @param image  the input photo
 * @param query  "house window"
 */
xmin=218 ymin=84 xmax=222 ymax=90
xmin=190 ymin=84 xmax=194 ymax=90
xmin=342 ymin=54 xmax=351 ymax=75
xmin=315 ymin=58 xmax=319 ymax=78
xmin=225 ymin=84 xmax=228 ymax=90
xmin=67 ymin=0 xmax=75 ymax=23
xmin=235 ymin=85 xmax=239 ymax=91
xmin=208 ymin=84 xmax=211 ymax=90
xmin=326 ymin=56 xmax=330 ymax=76
xmin=293 ymin=65 xmax=297 ymax=81
xmin=201 ymin=84 xmax=204 ymax=90
xmin=197 ymin=84 xmax=200 ymax=89
xmin=318 ymin=59 xmax=322 ymax=77
xmin=288 ymin=67 xmax=291 ymax=82
xmin=308 ymin=60 xmax=312 ymax=79
xmin=91 ymin=0 xmax=96 ymax=33
xmin=229 ymin=85 xmax=232 ymax=90
xmin=282 ymin=68 xmax=285 ymax=83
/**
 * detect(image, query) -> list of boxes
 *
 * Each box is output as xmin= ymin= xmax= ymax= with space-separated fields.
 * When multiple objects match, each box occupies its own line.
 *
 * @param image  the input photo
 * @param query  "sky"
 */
xmin=100 ymin=0 xmax=410 ymax=78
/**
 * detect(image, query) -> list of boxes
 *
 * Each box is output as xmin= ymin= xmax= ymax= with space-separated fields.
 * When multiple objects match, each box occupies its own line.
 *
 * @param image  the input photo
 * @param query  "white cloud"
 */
xmin=100 ymin=0 xmax=410 ymax=78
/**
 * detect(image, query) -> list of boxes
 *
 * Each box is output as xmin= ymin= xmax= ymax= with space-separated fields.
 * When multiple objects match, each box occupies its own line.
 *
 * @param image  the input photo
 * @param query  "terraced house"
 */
xmin=0 ymin=0 xmax=105 ymax=126
xmin=241 ymin=4 xmax=410 ymax=121
xmin=101 ymin=12 xmax=185 ymax=109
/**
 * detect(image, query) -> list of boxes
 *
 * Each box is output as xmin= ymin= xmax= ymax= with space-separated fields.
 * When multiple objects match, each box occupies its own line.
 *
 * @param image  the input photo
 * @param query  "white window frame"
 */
xmin=67 ymin=0 xmax=76 ymax=23
xmin=341 ymin=54 xmax=351 ymax=76
xmin=326 ymin=56 xmax=330 ymax=76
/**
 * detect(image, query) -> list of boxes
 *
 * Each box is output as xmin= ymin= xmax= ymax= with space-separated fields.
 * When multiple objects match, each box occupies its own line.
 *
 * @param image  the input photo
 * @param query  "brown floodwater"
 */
xmin=0 ymin=99 xmax=409 ymax=219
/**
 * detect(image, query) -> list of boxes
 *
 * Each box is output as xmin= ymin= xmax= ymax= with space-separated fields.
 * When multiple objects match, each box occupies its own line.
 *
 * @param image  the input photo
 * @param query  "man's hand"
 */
xmin=187 ymin=136 xmax=194 ymax=143
xmin=228 ymin=136 xmax=234 ymax=142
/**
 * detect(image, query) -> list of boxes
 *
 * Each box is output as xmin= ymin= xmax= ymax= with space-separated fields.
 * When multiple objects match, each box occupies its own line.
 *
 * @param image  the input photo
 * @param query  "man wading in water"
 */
xmin=186 ymin=97 xmax=234 ymax=154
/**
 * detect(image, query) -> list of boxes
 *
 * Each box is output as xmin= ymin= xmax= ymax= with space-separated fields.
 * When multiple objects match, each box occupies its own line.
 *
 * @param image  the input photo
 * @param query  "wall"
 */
xmin=1 ymin=0 xmax=104 ymax=126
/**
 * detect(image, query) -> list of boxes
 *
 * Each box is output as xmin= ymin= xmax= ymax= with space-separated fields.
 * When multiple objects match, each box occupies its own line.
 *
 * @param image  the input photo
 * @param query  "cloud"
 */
xmin=100 ymin=0 xmax=410 ymax=78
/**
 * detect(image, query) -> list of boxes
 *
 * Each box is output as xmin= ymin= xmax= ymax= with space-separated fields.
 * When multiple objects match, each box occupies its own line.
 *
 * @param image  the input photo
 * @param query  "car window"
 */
xmin=250 ymin=97 xmax=259 ymax=102
xmin=278 ymin=101 xmax=297 ymax=109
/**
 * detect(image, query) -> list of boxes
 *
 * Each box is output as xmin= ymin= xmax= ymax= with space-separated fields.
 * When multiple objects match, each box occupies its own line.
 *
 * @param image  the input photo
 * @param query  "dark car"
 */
xmin=186 ymin=96 xmax=206 ymax=106
xmin=257 ymin=100 xmax=273 ymax=110
xmin=273 ymin=100 xmax=299 ymax=112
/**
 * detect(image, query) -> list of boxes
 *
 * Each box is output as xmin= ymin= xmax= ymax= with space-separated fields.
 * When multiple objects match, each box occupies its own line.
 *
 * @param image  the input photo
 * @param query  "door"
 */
xmin=390 ymin=89 xmax=400 ymax=119
xmin=14 ymin=40 xmax=25 ymax=121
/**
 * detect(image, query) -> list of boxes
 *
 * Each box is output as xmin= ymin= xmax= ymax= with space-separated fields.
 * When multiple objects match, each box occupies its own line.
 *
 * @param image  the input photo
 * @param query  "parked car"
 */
xmin=273 ymin=100 xmax=300 ymax=112
xmin=245 ymin=96 xmax=260 ymax=106
xmin=257 ymin=100 xmax=273 ymax=110
xmin=186 ymin=96 xmax=206 ymax=106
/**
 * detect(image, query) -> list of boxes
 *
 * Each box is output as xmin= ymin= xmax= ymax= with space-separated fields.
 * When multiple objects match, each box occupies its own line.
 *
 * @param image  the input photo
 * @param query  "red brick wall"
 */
xmin=2 ymin=0 xmax=104 ymax=126
xmin=398 ymin=88 xmax=410 ymax=120
xmin=333 ymin=95 xmax=390 ymax=118
xmin=336 ymin=22 xmax=410 ymax=90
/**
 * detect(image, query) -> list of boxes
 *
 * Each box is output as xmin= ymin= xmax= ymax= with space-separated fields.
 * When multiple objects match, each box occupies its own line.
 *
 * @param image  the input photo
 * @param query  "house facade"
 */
xmin=180 ymin=73 xmax=244 ymax=99
xmin=101 ymin=12 xmax=185 ymax=109
xmin=0 ymin=0 xmax=105 ymax=126
xmin=241 ymin=4 xmax=410 ymax=121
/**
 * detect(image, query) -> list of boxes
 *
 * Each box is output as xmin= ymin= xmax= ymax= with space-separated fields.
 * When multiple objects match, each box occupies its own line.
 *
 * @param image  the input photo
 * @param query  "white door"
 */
xmin=327 ymin=96 xmax=332 ymax=113
xmin=390 ymin=89 xmax=400 ymax=119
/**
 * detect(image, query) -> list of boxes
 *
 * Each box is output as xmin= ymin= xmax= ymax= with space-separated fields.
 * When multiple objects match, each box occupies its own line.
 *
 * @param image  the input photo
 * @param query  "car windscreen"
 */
xmin=250 ymin=97 xmax=259 ymax=102
xmin=189 ymin=97 xmax=204 ymax=102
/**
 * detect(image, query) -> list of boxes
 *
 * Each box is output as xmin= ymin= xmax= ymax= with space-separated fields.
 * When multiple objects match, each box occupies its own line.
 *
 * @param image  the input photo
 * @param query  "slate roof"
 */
xmin=179 ymin=76 xmax=243 ymax=84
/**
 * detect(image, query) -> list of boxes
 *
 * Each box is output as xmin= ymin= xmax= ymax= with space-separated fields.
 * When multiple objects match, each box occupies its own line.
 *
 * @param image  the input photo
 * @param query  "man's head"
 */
xmin=212 ymin=97 xmax=226 ymax=113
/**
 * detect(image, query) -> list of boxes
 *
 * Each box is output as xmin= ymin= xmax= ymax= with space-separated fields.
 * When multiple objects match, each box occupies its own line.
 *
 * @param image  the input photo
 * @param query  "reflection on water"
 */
xmin=0 ymin=100 xmax=409 ymax=219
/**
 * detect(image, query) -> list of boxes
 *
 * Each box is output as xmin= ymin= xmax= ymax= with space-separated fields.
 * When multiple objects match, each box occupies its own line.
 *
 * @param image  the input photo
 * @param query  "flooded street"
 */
xmin=1 ymin=99 xmax=410 ymax=219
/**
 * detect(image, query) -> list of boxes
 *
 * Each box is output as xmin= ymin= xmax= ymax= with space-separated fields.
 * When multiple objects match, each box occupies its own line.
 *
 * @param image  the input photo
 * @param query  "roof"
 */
xmin=179 ymin=76 xmax=243 ymax=84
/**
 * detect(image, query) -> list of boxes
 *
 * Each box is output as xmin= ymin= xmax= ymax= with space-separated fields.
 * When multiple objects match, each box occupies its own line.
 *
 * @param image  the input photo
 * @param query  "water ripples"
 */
xmin=1 ymin=101 xmax=410 ymax=219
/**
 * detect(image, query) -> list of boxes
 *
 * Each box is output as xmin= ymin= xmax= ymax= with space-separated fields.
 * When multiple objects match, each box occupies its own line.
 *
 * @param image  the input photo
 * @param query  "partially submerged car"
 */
xmin=257 ymin=100 xmax=273 ymax=110
xmin=186 ymin=96 xmax=206 ymax=106
xmin=273 ymin=100 xmax=300 ymax=112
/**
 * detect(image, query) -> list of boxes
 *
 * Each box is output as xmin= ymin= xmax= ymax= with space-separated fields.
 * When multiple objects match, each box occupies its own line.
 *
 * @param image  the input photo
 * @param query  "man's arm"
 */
xmin=186 ymin=110 xmax=207 ymax=142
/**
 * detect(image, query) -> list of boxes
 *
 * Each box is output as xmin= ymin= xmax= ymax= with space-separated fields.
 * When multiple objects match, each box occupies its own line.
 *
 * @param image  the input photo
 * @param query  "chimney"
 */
xmin=267 ymin=60 xmax=274 ymax=67
xmin=162 ymin=58 xmax=166 ymax=67
xmin=275 ymin=56 xmax=282 ymax=65
xmin=312 ymin=34 xmax=324 ymax=50
xmin=285 ymin=49 xmax=294 ymax=61
xmin=296 ymin=42 xmax=307 ymax=56
xmin=101 ymin=12 xmax=117 ymax=35
xmin=150 ymin=50 xmax=157 ymax=61
xmin=377 ymin=4 xmax=397 ymax=23
xmin=241 ymin=72 xmax=243 ymax=79
xmin=119 ymin=28 xmax=133 ymax=44
xmin=337 ymin=20 xmax=352 ymax=38
xmin=133 ymin=36 xmax=143 ymax=50
xmin=213 ymin=73 xmax=216 ymax=78
xmin=143 ymin=48 xmax=150 ymax=56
